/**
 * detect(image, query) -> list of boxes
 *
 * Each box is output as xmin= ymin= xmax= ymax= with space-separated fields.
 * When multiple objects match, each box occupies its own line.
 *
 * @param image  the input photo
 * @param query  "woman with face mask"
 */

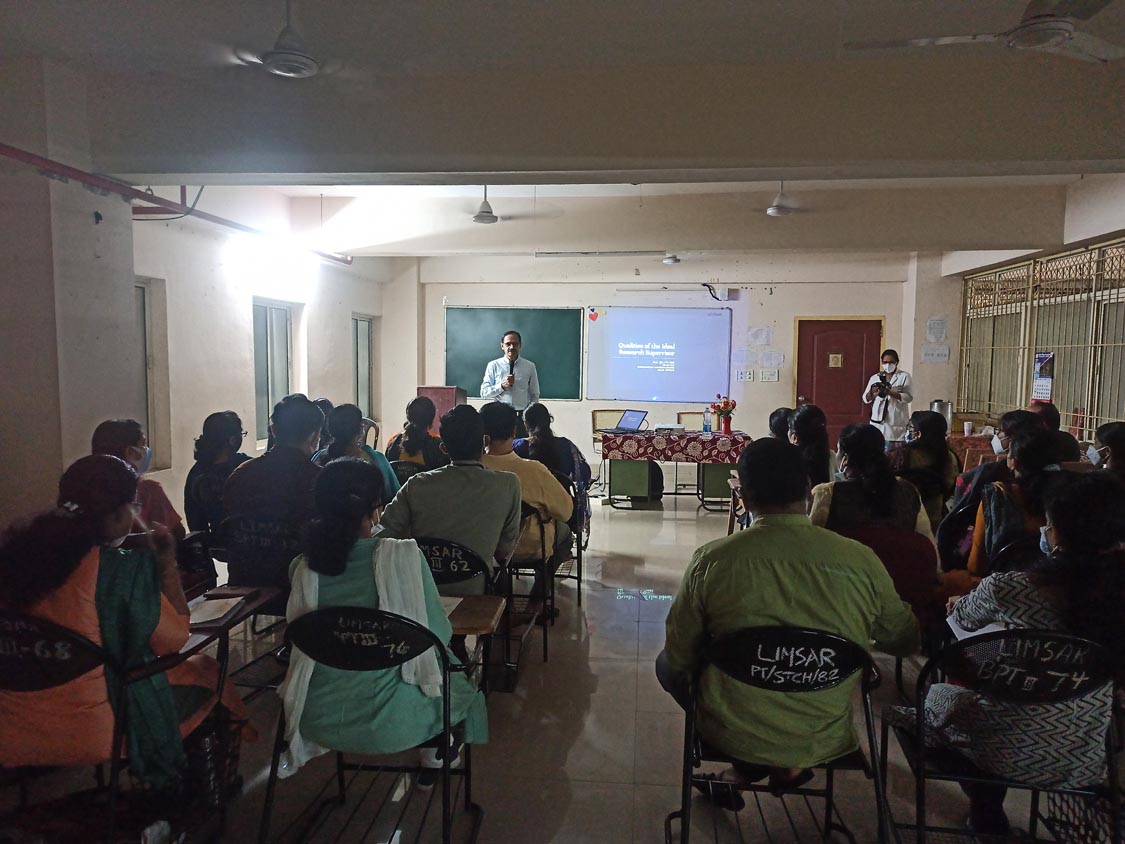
xmin=889 ymin=410 xmax=961 ymax=533
xmin=889 ymin=471 xmax=1125 ymax=838
xmin=312 ymin=404 xmax=401 ymax=499
xmin=0 ymin=455 xmax=255 ymax=780
xmin=861 ymin=348 xmax=913 ymax=444
xmin=91 ymin=418 xmax=185 ymax=542
xmin=1094 ymin=421 xmax=1125 ymax=480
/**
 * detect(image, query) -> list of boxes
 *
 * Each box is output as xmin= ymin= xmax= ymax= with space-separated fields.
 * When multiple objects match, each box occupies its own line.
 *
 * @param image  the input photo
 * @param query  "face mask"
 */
xmin=904 ymin=430 xmax=917 ymax=443
xmin=105 ymin=534 xmax=127 ymax=549
xmin=1086 ymin=445 xmax=1104 ymax=467
xmin=1039 ymin=525 xmax=1052 ymax=556
xmin=131 ymin=445 xmax=152 ymax=475
xmin=882 ymin=363 xmax=897 ymax=374
xmin=991 ymin=434 xmax=1006 ymax=455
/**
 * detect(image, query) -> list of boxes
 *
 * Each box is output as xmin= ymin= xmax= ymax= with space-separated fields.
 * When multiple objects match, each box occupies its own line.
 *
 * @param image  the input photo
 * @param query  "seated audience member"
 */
xmin=480 ymin=402 xmax=574 ymax=565
xmin=313 ymin=397 xmax=335 ymax=451
xmin=385 ymin=396 xmax=450 ymax=470
xmin=379 ymin=405 xmax=522 ymax=588
xmin=1028 ymin=399 xmax=1082 ymax=455
xmin=224 ymin=394 xmax=324 ymax=523
xmin=788 ymin=404 xmax=835 ymax=488
xmin=92 ymin=418 xmax=185 ymax=541
xmin=0 ymin=456 xmax=253 ymax=780
xmin=810 ymin=424 xmax=933 ymax=541
xmin=768 ymin=407 xmax=794 ymax=440
xmin=943 ymin=429 xmax=1071 ymax=596
xmin=279 ymin=458 xmax=486 ymax=780
xmin=514 ymin=402 xmax=592 ymax=484
xmin=313 ymin=404 xmax=400 ymax=498
xmin=657 ymin=439 xmax=918 ymax=805
xmin=890 ymin=471 xmax=1125 ymax=838
xmin=183 ymin=411 xmax=251 ymax=534
xmin=1095 ymin=421 xmax=1125 ymax=480
xmin=889 ymin=410 xmax=960 ymax=533
xmin=938 ymin=409 xmax=1046 ymax=570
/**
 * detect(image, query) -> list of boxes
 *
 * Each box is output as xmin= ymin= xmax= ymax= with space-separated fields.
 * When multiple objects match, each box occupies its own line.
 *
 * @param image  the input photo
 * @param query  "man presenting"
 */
xmin=481 ymin=330 xmax=540 ymax=436
xmin=862 ymin=348 xmax=913 ymax=444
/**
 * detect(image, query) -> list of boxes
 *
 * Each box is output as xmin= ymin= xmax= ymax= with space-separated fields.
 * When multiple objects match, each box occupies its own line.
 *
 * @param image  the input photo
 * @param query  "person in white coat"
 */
xmin=862 ymin=349 xmax=913 ymax=444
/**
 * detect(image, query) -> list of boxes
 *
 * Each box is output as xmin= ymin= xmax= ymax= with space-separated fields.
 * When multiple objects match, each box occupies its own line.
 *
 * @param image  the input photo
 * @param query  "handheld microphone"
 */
xmin=509 ymin=358 xmax=515 ymax=378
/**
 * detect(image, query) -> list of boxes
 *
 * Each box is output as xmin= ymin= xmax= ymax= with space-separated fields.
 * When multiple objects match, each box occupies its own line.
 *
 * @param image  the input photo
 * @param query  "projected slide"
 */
xmin=585 ymin=306 xmax=732 ymax=402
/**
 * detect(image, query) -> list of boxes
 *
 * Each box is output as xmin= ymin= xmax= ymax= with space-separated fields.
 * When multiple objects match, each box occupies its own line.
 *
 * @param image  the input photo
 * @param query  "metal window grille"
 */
xmin=959 ymin=236 xmax=1125 ymax=438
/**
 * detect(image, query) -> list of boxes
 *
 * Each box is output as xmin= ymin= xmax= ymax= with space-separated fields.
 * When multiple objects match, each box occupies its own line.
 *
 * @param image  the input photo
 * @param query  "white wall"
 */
xmin=132 ymin=187 xmax=390 ymax=515
xmin=410 ymin=255 xmax=910 ymax=450
xmin=1064 ymin=175 xmax=1125 ymax=243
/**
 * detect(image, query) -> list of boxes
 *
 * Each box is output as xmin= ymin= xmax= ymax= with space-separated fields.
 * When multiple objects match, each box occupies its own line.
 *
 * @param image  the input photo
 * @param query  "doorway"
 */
xmin=795 ymin=318 xmax=884 ymax=446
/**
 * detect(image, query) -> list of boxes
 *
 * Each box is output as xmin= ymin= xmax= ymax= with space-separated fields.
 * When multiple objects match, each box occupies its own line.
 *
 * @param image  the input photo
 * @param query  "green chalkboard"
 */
xmin=445 ymin=307 xmax=583 ymax=400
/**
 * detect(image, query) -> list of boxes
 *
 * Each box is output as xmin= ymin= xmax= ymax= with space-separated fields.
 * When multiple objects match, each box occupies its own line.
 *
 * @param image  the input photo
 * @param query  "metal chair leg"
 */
xmin=336 ymin=752 xmax=347 ymax=803
xmin=257 ymin=711 xmax=287 ymax=844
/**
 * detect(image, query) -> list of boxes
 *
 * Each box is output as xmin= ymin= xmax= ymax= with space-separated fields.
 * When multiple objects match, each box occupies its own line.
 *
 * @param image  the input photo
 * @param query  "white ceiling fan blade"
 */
xmin=1029 ymin=0 xmax=1115 ymax=20
xmin=845 ymin=33 xmax=998 ymax=50
xmin=1032 ymin=30 xmax=1125 ymax=61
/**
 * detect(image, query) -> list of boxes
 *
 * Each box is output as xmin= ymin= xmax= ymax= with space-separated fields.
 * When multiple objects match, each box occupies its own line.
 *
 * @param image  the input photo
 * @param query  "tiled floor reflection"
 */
xmin=5 ymin=494 xmax=1030 ymax=842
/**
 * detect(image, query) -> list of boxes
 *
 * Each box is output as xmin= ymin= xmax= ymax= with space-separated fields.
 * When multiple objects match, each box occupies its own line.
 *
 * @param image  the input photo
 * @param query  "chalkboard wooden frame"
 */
xmin=444 ymin=307 xmax=584 ymax=401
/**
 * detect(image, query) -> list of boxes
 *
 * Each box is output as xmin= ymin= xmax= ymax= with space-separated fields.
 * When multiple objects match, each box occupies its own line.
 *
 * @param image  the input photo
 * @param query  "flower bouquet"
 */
xmin=710 ymin=394 xmax=737 ymax=435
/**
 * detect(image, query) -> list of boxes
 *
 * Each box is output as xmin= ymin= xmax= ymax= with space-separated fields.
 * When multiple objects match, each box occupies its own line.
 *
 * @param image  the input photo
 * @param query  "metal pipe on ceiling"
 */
xmin=0 ymin=141 xmax=354 ymax=266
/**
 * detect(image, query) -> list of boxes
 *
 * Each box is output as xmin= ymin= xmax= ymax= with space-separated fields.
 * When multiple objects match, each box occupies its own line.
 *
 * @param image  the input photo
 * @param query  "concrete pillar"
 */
xmin=902 ymin=252 xmax=963 ymax=412
xmin=0 ymin=59 xmax=139 ymax=524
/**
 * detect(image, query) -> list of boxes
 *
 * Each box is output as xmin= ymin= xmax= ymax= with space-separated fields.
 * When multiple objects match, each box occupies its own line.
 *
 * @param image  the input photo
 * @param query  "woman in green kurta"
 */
xmin=281 ymin=457 xmax=486 ymax=773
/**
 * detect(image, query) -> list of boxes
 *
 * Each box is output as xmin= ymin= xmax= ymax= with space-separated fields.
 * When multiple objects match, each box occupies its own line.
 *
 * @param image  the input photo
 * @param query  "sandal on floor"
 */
xmin=767 ymin=768 xmax=814 ymax=796
xmin=692 ymin=776 xmax=746 ymax=812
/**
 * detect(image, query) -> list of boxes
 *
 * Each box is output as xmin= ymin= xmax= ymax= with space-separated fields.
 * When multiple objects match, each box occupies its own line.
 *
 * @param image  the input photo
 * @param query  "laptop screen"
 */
xmin=617 ymin=409 xmax=648 ymax=430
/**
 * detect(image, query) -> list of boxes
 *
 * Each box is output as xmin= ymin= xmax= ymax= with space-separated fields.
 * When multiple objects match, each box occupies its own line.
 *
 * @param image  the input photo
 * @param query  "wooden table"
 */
xmin=447 ymin=594 xmax=506 ymax=636
xmin=600 ymin=430 xmax=752 ymax=507
xmin=445 ymin=594 xmax=506 ymax=694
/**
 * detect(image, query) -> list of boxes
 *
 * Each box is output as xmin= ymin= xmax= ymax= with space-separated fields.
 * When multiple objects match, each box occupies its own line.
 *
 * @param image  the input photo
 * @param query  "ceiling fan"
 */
xmin=765 ymin=181 xmax=805 ymax=217
xmin=472 ymin=186 xmax=499 ymax=224
xmin=223 ymin=0 xmax=324 ymax=78
xmin=469 ymin=186 xmax=564 ymax=224
xmin=845 ymin=0 xmax=1124 ymax=63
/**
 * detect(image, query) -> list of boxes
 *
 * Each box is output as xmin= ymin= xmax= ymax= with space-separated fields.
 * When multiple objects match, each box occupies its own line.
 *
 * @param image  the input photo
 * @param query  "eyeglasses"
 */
xmin=127 ymin=502 xmax=143 ymax=515
xmin=240 ymin=430 xmax=248 ymax=438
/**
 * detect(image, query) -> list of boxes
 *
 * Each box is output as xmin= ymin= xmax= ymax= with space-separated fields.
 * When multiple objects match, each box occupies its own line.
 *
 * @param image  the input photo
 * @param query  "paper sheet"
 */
xmin=439 ymin=596 xmax=464 ymax=617
xmin=190 ymin=597 xmax=243 ymax=626
xmin=926 ymin=317 xmax=948 ymax=344
xmin=946 ymin=617 xmax=1008 ymax=641
xmin=759 ymin=349 xmax=785 ymax=368
xmin=921 ymin=344 xmax=950 ymax=364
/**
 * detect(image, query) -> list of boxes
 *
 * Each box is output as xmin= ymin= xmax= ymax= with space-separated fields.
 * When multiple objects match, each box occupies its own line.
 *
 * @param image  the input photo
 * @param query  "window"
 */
xmin=253 ymin=302 xmax=292 ymax=440
xmin=959 ymin=237 xmax=1125 ymax=437
xmin=352 ymin=316 xmax=373 ymax=417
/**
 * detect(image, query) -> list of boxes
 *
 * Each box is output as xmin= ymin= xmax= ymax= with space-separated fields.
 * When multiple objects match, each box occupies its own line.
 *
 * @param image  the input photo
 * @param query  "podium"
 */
xmin=418 ymin=386 xmax=467 ymax=420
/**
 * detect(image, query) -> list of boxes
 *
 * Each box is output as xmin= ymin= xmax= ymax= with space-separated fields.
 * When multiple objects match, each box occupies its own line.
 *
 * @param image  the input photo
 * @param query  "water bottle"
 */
xmin=702 ymin=407 xmax=712 ymax=433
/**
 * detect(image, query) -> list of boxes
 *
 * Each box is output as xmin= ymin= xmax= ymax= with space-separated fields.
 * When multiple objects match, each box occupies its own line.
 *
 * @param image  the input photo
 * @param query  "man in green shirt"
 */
xmin=658 ymin=438 xmax=919 ymax=800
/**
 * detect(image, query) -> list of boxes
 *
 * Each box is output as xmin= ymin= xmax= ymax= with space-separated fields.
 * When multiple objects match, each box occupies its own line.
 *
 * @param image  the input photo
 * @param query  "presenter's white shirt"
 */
xmin=481 ymin=356 xmax=540 ymax=411
xmin=862 ymin=369 xmax=913 ymax=443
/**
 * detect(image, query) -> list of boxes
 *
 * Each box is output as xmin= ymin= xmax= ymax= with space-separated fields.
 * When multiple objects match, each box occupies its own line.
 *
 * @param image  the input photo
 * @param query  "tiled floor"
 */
xmin=220 ymin=493 xmax=1021 ymax=844
xmin=4 ymin=494 xmax=1040 ymax=842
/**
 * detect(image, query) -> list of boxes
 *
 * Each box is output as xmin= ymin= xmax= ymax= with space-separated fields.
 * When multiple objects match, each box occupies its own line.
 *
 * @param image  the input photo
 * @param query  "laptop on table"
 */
xmin=597 ymin=409 xmax=649 ymax=434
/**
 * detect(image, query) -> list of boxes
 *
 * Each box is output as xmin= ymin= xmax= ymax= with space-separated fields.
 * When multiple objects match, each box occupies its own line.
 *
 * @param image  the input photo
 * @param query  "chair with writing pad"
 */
xmin=664 ymin=626 xmax=889 ymax=844
xmin=835 ymin=526 xmax=945 ymax=700
xmin=257 ymin=607 xmax=482 ymax=844
xmin=415 ymin=537 xmax=494 ymax=683
xmin=881 ymin=629 xmax=1120 ymax=844
xmin=0 ymin=610 xmax=203 ymax=842
xmin=550 ymin=469 xmax=586 ymax=607
xmin=501 ymin=503 xmax=554 ymax=664
xmin=218 ymin=514 xmax=303 ymax=628
xmin=390 ymin=459 xmax=428 ymax=486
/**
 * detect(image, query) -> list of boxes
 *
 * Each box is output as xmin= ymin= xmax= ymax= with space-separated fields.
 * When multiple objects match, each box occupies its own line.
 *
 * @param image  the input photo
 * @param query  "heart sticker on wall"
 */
xmin=588 ymin=307 xmax=606 ymax=322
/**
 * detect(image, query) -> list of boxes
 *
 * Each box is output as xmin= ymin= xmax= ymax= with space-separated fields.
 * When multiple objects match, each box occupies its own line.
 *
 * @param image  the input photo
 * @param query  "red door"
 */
xmin=795 ymin=319 xmax=883 ymax=446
